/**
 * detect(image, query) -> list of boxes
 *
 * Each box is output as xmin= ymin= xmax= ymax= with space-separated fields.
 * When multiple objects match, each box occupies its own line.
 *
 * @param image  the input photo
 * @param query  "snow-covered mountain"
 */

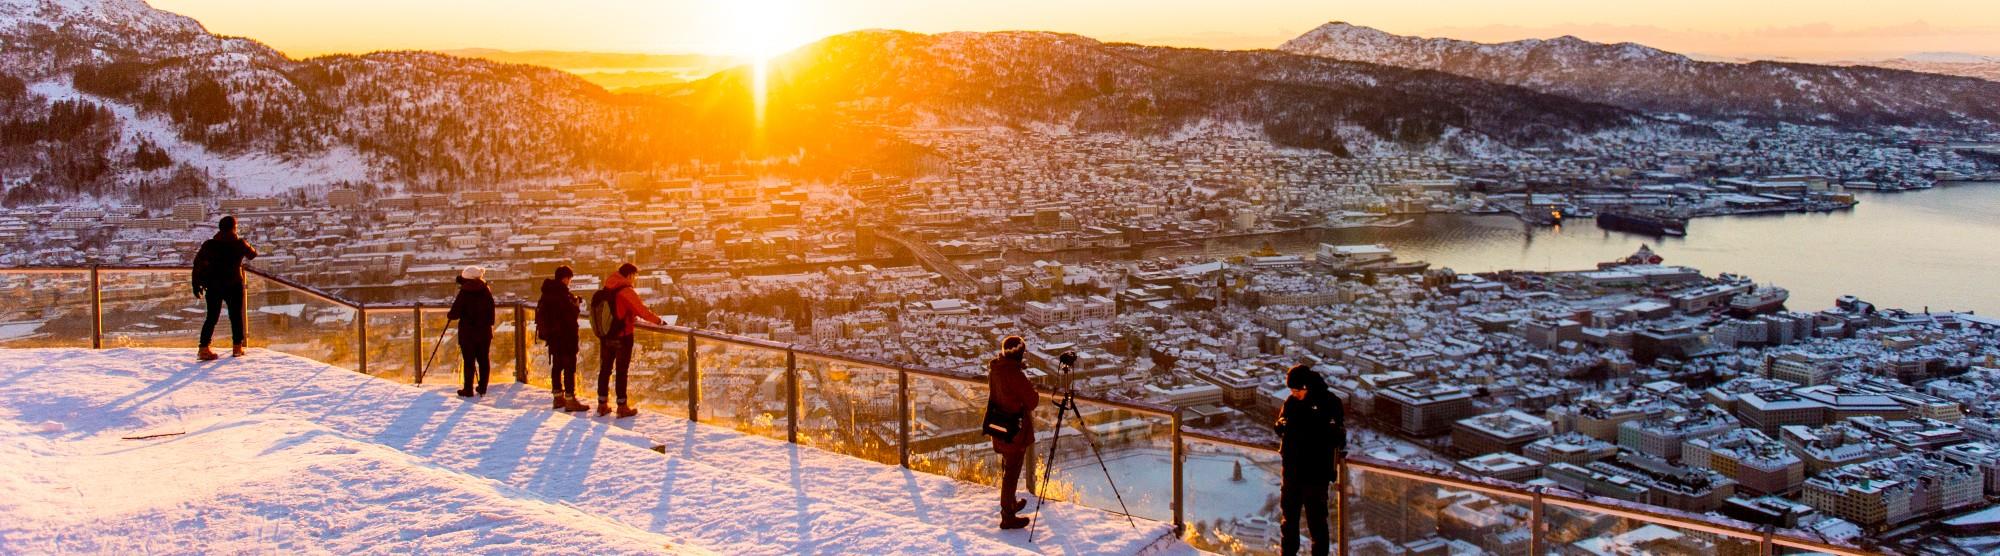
xmin=1858 ymin=53 xmax=2000 ymax=83
xmin=674 ymin=30 xmax=1655 ymax=157
xmin=0 ymin=0 xmax=647 ymax=205
xmin=1278 ymin=22 xmax=2000 ymax=127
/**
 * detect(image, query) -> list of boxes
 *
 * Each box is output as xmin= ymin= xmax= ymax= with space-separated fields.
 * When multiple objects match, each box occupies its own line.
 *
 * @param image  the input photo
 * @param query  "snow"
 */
xmin=0 ymin=348 xmax=1198 ymax=555
xmin=25 ymin=79 xmax=372 ymax=197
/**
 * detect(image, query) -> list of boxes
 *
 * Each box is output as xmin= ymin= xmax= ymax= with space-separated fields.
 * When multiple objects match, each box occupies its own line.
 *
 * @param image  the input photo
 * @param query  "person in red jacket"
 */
xmin=595 ymin=263 xmax=662 ymax=418
xmin=986 ymin=335 xmax=1039 ymax=530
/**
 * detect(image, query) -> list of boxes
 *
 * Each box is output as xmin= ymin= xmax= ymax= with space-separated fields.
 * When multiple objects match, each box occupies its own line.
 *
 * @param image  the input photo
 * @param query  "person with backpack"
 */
xmin=447 ymin=266 xmax=496 ymax=398
xmin=1275 ymin=364 xmax=1345 ymax=556
xmin=984 ymin=336 xmax=1038 ymax=530
xmin=536 ymin=265 xmax=587 ymax=412
xmin=589 ymin=263 xmax=661 ymax=418
xmin=191 ymin=215 xmax=258 ymax=361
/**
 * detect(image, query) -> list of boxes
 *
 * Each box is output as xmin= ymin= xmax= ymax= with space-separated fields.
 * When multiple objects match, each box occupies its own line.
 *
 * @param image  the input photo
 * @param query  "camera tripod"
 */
xmin=1028 ymin=365 xmax=1137 ymax=542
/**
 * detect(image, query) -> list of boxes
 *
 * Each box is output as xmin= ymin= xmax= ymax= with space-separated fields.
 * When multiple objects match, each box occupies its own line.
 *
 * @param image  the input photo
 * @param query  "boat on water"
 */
xmin=1596 ymin=211 xmax=1688 ymax=237
xmin=1315 ymin=243 xmax=1431 ymax=274
xmin=1729 ymin=285 xmax=1790 ymax=315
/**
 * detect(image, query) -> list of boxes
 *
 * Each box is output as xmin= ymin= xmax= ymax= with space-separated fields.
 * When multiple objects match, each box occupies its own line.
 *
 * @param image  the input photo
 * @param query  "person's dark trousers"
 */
xmin=597 ymin=334 xmax=634 ymax=404
xmin=1280 ymin=472 xmax=1331 ymax=556
xmin=197 ymin=284 xmax=245 ymax=348
xmin=999 ymin=449 xmax=1026 ymax=515
xmin=461 ymin=338 xmax=492 ymax=394
xmin=550 ymin=342 xmax=578 ymax=398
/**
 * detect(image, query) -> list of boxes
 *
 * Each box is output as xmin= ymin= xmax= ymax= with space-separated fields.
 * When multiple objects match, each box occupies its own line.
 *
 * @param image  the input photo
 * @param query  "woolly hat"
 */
xmin=461 ymin=266 xmax=486 ymax=280
xmin=1285 ymin=364 xmax=1322 ymax=390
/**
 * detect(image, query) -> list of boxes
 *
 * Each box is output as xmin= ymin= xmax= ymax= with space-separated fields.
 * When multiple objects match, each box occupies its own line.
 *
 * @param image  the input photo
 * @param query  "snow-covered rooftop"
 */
xmin=0 ymin=348 xmax=1192 ymax=555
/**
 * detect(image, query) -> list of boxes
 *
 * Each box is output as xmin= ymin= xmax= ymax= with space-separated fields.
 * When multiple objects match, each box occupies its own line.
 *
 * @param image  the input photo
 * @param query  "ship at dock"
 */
xmin=1315 ymin=243 xmax=1431 ymax=274
xmin=1728 ymin=285 xmax=1790 ymax=316
xmin=1596 ymin=211 xmax=1688 ymax=237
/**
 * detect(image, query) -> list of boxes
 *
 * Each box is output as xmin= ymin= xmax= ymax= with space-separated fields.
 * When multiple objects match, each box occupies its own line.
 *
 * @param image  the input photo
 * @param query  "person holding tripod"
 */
xmin=1275 ymin=364 xmax=1344 ymax=556
xmin=447 ymin=266 xmax=495 ymax=398
xmin=190 ymin=215 xmax=257 ymax=361
xmin=984 ymin=336 xmax=1037 ymax=530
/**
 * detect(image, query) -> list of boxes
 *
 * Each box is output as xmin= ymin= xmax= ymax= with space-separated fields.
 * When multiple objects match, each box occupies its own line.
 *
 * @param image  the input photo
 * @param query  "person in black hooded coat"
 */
xmin=447 ymin=267 xmax=495 ymax=398
xmin=190 ymin=215 xmax=257 ymax=360
xmin=536 ymin=265 xmax=587 ymax=412
xmin=1275 ymin=364 xmax=1345 ymax=556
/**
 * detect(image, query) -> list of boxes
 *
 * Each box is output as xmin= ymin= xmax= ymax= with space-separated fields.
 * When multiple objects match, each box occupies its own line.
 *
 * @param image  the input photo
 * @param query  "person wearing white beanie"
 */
xmin=447 ymin=265 xmax=496 ymax=397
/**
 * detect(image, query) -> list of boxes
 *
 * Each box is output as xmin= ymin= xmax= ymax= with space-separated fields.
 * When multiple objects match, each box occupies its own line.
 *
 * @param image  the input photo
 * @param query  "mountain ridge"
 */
xmin=1279 ymin=22 xmax=2000 ymax=127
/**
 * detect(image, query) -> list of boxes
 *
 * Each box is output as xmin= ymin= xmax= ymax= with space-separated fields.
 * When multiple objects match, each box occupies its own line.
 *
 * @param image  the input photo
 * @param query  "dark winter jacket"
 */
xmin=190 ymin=232 xmax=258 ymax=292
xmin=986 ymin=355 xmax=1039 ymax=455
xmin=1275 ymin=378 xmax=1345 ymax=479
xmin=447 ymin=277 xmax=496 ymax=345
xmin=535 ymin=278 xmax=581 ymax=350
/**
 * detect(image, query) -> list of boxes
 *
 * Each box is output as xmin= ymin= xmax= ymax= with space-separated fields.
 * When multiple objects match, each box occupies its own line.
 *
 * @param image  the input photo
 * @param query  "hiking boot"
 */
xmin=1008 ymin=499 xmax=1028 ymax=515
xmin=456 ymin=389 xmax=475 ymax=398
xmin=554 ymin=396 xmax=567 ymax=410
xmin=475 ymin=386 xmax=487 ymax=397
xmin=615 ymin=404 xmax=638 ymax=419
xmin=230 ymin=344 xmax=246 ymax=357
xmin=197 ymin=347 xmax=219 ymax=361
xmin=596 ymin=401 xmax=612 ymax=416
xmin=999 ymin=515 xmax=1031 ymax=530
xmin=563 ymin=397 xmax=590 ymax=412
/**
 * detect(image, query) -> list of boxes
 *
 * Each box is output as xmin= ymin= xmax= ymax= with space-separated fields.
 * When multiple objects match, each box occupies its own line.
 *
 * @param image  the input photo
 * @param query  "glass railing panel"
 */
xmin=906 ymin=372 xmax=1004 ymax=487
xmin=1028 ymin=396 xmax=1176 ymax=522
xmin=1344 ymin=464 xmax=1536 ymax=554
xmin=490 ymin=304 xmax=518 ymax=383
xmin=693 ymin=335 xmax=786 ymax=438
xmin=795 ymin=354 xmax=900 ymax=465
xmin=99 ymin=269 xmax=206 ymax=348
xmin=623 ymin=327 xmax=690 ymax=416
xmin=1541 ymin=498 xmax=1762 ymax=556
xmin=522 ymin=307 xmax=550 ymax=391
xmin=243 ymin=274 xmax=358 ymax=369
xmin=0 ymin=270 xmax=93 ymax=348
xmin=416 ymin=308 xmax=464 ymax=386
xmin=1181 ymin=436 xmax=1286 ymax=556
xmin=362 ymin=307 xmax=417 ymax=383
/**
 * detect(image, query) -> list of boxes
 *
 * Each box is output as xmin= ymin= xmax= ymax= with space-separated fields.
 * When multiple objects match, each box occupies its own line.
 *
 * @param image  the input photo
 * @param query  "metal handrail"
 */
xmin=0 ymin=265 xmax=1882 ymax=554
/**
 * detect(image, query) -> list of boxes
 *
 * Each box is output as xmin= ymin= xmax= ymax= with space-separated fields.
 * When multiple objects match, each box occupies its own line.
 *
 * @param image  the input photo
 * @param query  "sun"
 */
xmin=714 ymin=0 xmax=808 ymax=132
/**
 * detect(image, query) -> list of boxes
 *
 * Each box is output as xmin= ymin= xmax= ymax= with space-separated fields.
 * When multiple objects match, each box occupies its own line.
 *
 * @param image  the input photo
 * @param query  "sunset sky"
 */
xmin=150 ymin=0 xmax=2000 ymax=62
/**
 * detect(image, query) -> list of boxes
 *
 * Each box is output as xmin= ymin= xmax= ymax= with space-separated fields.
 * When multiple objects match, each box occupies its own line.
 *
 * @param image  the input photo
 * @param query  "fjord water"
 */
xmin=1328 ymin=184 xmax=2000 ymax=315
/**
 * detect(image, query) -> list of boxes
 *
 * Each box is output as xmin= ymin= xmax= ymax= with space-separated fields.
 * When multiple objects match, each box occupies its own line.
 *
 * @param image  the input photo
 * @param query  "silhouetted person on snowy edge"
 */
xmin=536 ymin=265 xmax=588 ymax=412
xmin=1275 ymin=364 xmax=1344 ymax=556
xmin=447 ymin=266 xmax=496 ymax=398
xmin=589 ymin=262 xmax=661 ymax=418
xmin=191 ymin=215 xmax=257 ymax=361
xmin=985 ymin=335 xmax=1038 ymax=530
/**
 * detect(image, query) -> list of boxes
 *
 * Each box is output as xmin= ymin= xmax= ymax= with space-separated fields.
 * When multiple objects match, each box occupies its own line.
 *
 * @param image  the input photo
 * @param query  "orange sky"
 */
xmin=150 ymin=0 xmax=2000 ymax=61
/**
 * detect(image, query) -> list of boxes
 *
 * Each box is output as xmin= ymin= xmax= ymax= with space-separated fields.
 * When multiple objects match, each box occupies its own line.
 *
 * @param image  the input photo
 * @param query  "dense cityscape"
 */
xmin=6 ymin=119 xmax=2000 ymax=552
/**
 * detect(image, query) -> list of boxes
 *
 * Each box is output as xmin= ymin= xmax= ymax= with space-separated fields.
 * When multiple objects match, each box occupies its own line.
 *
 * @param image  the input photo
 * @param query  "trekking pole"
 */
xmin=418 ymin=318 xmax=455 ymax=384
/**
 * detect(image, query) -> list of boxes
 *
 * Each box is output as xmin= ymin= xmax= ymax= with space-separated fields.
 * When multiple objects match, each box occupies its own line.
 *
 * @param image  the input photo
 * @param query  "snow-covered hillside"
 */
xmin=1279 ymin=22 xmax=2000 ymax=127
xmin=0 ymin=348 xmax=1194 ymax=555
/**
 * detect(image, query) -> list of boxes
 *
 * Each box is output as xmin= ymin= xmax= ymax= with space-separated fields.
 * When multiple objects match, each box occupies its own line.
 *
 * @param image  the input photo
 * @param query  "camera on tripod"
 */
xmin=1056 ymin=350 xmax=1078 ymax=369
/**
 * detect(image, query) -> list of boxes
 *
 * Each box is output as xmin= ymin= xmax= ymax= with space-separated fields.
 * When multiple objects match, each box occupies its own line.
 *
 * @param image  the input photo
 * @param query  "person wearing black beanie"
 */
xmin=1275 ymin=364 xmax=1344 ymax=556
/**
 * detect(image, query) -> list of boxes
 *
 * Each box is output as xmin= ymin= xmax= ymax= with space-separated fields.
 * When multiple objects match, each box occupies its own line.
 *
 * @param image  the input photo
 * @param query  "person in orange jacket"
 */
xmin=590 ymin=262 xmax=662 ymax=417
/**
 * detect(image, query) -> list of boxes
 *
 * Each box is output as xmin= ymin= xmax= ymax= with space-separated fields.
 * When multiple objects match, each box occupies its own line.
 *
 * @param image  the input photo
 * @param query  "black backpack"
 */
xmin=589 ymin=287 xmax=626 ymax=338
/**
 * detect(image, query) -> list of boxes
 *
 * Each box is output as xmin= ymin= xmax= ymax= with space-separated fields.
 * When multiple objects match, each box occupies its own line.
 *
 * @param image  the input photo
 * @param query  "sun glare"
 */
xmin=717 ymin=0 xmax=803 ymax=138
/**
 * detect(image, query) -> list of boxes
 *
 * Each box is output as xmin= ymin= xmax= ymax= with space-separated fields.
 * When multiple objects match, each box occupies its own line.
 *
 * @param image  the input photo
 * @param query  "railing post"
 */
xmin=1171 ymin=409 xmax=1185 ymax=534
xmin=1760 ymin=526 xmax=1775 ymax=556
xmin=1530 ymin=487 xmax=1545 ymax=556
xmin=411 ymin=304 xmax=423 ymax=384
xmin=686 ymin=334 xmax=699 ymax=421
xmin=513 ymin=302 xmax=527 ymax=383
xmin=89 ymin=265 xmax=102 ymax=349
xmin=1335 ymin=456 xmax=1349 ymax=556
xmin=356 ymin=304 xmax=368 ymax=375
xmin=897 ymin=368 xmax=910 ymax=468
xmin=785 ymin=348 xmax=799 ymax=444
